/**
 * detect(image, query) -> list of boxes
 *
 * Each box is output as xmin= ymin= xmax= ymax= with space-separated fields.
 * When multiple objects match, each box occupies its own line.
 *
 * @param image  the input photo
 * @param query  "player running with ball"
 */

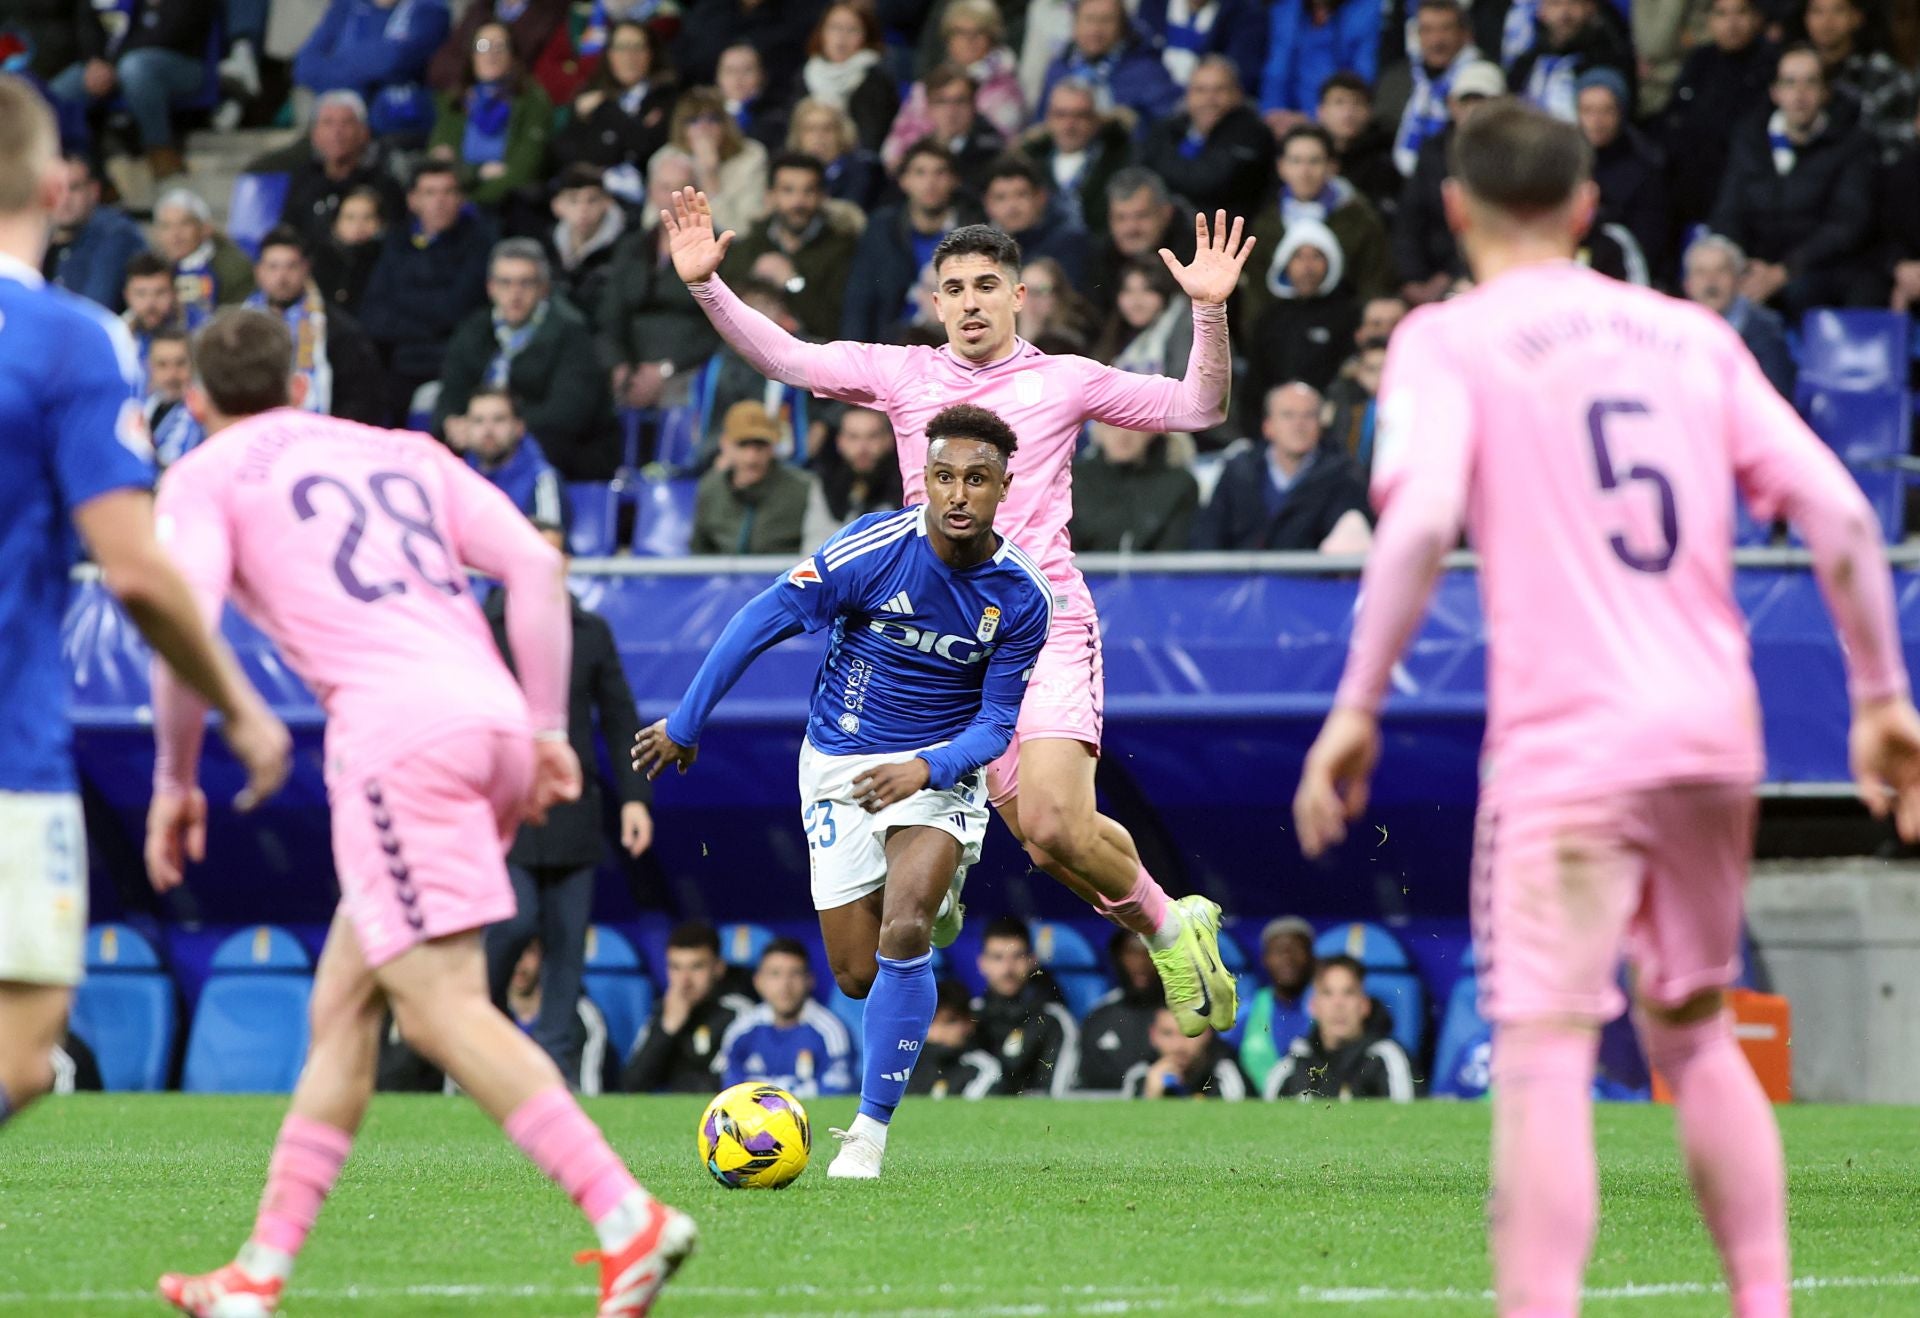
xmin=661 ymin=186 xmax=1251 ymax=1041
xmin=635 ymin=404 xmax=1053 ymax=1179
xmin=1294 ymin=101 xmax=1920 ymax=1318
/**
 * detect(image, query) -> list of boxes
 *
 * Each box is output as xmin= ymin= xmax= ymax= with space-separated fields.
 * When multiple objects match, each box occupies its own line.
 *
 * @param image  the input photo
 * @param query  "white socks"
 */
xmin=236 ymin=1242 xmax=293 ymax=1284
xmin=1143 ymin=903 xmax=1186 ymax=953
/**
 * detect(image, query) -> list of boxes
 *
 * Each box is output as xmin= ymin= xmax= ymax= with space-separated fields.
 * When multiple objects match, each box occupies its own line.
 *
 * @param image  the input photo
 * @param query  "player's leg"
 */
xmin=817 ymin=891 xmax=885 ymax=1000
xmin=0 ymin=985 xmax=71 ymax=1127
xmin=1629 ymin=784 xmax=1786 ymax=1318
xmin=0 ymin=791 xmax=89 ymax=1127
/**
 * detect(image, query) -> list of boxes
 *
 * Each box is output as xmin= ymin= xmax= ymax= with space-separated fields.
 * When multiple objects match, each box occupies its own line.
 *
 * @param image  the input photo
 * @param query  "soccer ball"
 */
xmin=697 ymin=1083 xmax=811 ymax=1189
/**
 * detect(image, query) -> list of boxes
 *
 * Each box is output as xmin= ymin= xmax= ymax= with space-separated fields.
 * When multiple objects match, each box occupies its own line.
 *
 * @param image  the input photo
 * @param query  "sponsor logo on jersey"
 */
xmin=838 ymin=712 xmax=861 ymax=735
xmin=787 ymin=558 xmax=822 ymax=588
xmin=976 ymin=604 xmax=1001 ymax=642
xmin=868 ymin=619 xmax=990 ymax=665
xmin=1014 ymin=372 xmax=1043 ymax=406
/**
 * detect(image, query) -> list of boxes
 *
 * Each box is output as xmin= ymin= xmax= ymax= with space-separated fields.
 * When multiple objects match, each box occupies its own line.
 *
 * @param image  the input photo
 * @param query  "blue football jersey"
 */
xmin=715 ymin=1001 xmax=855 ymax=1098
xmin=0 ymin=255 xmax=154 ymax=792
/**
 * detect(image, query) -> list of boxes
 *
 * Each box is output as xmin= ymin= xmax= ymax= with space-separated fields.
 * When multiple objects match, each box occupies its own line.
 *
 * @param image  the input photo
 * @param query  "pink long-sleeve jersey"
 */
xmin=152 ymin=410 xmax=571 ymax=792
xmin=691 ymin=277 xmax=1232 ymax=605
xmin=1335 ymin=261 xmax=1908 ymax=809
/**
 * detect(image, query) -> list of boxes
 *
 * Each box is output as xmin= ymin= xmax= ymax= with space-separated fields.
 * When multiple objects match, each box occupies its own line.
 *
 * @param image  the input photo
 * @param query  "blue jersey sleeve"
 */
xmin=49 ymin=306 xmax=155 ymax=510
xmin=663 ymin=587 xmax=807 ymax=748
xmin=916 ymin=569 xmax=1054 ymax=791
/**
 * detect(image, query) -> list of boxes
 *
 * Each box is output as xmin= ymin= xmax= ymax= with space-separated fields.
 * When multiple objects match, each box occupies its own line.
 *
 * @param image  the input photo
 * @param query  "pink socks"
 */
xmin=1095 ymin=865 xmax=1172 ymax=939
xmin=1642 ymin=1011 xmax=1790 ymax=1317
xmin=250 ymin=1115 xmax=353 ymax=1257
xmin=504 ymin=1085 xmax=642 ymax=1225
xmin=1490 ymin=1025 xmax=1599 ymax=1318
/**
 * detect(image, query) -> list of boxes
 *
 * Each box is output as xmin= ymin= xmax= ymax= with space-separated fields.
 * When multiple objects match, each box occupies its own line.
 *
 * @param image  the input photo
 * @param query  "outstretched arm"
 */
xmin=661 ymin=585 xmax=808 ymax=753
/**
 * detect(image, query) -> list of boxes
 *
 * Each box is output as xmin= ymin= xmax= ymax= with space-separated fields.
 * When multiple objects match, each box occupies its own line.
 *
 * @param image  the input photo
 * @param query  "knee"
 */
xmin=1019 ymin=803 xmax=1088 ymax=862
xmin=1637 ymin=987 xmax=1725 ymax=1034
xmin=832 ymin=964 xmax=875 ymax=1000
xmin=878 ymin=911 xmax=932 ymax=960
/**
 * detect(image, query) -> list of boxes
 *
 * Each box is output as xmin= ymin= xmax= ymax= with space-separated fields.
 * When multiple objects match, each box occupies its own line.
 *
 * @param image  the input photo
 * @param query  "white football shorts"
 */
xmin=796 ymin=739 xmax=989 ymax=911
xmin=0 ymin=792 xmax=89 ymax=986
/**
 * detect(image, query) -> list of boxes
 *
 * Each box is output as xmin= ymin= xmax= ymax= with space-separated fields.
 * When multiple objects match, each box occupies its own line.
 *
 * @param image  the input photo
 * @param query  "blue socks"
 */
xmin=857 ymin=950 xmax=936 ymax=1125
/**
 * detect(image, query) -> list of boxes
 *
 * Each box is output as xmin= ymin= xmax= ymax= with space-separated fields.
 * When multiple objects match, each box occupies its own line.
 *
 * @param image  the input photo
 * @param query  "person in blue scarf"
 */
xmin=1038 ymin=0 xmax=1180 ymax=142
xmin=452 ymin=386 xmax=567 ymax=530
xmin=427 ymin=19 xmax=553 ymax=210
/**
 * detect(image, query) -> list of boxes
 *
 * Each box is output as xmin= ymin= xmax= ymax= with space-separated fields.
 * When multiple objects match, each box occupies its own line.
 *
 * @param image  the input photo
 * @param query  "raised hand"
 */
xmin=632 ymin=718 xmax=699 ymax=781
xmin=1161 ymin=209 xmax=1257 ymax=307
xmin=660 ymin=186 xmax=735 ymax=286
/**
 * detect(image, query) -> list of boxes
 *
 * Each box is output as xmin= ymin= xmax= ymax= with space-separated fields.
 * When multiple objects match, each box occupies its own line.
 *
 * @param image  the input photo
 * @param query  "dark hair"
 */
xmin=460 ymin=20 xmax=526 ymax=96
xmin=933 ymin=979 xmax=975 ymax=1018
xmin=736 ymin=274 xmax=791 ymax=313
xmin=1314 ymin=952 xmax=1367 ymax=985
xmin=340 ymin=183 xmax=388 ymax=219
xmin=466 ymin=384 xmax=519 ymax=416
xmin=760 ymin=936 xmax=812 ymax=968
xmin=257 ymin=225 xmax=308 ymax=261
xmin=667 ymin=920 xmax=720 ymax=954
xmin=926 ymin=402 xmax=1020 ymax=464
xmin=767 ymin=150 xmax=827 ymax=186
xmin=931 ymin=222 xmax=1023 ymax=278
xmin=1775 ymin=40 xmax=1828 ymax=82
xmin=1093 ymin=253 xmax=1178 ymax=362
xmin=899 ymin=136 xmax=959 ymax=177
xmin=586 ymin=20 xmax=675 ymax=97
xmin=552 ymin=162 xmax=608 ymax=195
xmin=1448 ymin=99 xmax=1591 ymax=216
xmin=148 ymin=326 xmax=191 ymax=348
xmin=125 ymin=250 xmax=172 ymax=282
xmin=1415 ymin=0 xmax=1469 ymax=17
xmin=806 ymin=1 xmax=884 ymax=57
xmin=924 ymin=60 xmax=979 ymax=96
xmin=409 ymin=159 xmax=460 ymax=191
xmin=1318 ymin=71 xmax=1373 ymax=103
xmin=62 ymin=150 xmax=96 ymax=181
xmin=1279 ymin=123 xmax=1336 ymax=158
xmin=983 ymin=152 xmax=1045 ymax=191
xmin=982 ymin=915 xmax=1033 ymax=950
xmin=193 ymin=309 xmax=293 ymax=416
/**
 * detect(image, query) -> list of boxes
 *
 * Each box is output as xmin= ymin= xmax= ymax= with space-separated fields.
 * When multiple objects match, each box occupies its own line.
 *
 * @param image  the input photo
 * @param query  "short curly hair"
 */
xmin=926 ymin=403 xmax=1020 ymax=465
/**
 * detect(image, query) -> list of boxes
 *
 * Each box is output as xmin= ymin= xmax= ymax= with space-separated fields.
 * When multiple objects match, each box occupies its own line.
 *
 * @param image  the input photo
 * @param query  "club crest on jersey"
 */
xmin=787 ymin=558 xmax=822 ymax=588
xmin=1014 ymin=372 xmax=1043 ymax=406
xmin=976 ymin=605 xmax=1001 ymax=642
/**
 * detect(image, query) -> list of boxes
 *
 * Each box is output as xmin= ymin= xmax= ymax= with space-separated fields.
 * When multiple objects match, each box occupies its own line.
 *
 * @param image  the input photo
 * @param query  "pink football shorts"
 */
xmin=986 ymin=596 xmax=1103 ymax=808
xmin=331 ymin=725 xmax=533 ymax=968
xmin=1471 ymin=780 xmax=1757 ymax=1025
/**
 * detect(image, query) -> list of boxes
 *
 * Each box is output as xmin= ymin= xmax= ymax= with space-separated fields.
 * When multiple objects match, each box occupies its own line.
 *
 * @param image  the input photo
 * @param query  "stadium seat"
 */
xmin=1312 ymin=922 xmax=1427 ymax=1060
xmin=69 ymin=924 xmax=176 ymax=1092
xmin=566 ymin=482 xmax=617 ymax=557
xmin=1030 ymin=920 xmax=1107 ymax=1019
xmin=631 ymin=477 xmax=699 ymax=557
xmin=182 ymin=926 xmax=312 ymax=1094
xmin=226 ymin=173 xmax=290 ymax=259
xmin=653 ymin=403 xmax=704 ymax=472
xmin=1429 ymin=946 xmax=1490 ymax=1099
xmin=582 ymin=925 xmax=654 ymax=1058
xmin=1795 ymin=309 xmax=1909 ymax=395
xmin=718 ymin=922 xmax=776 ymax=969
xmin=1801 ymin=388 xmax=1909 ymax=543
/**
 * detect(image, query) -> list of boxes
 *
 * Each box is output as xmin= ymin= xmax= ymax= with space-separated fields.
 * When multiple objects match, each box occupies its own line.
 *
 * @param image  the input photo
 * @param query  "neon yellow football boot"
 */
xmin=1149 ymin=896 xmax=1238 ymax=1036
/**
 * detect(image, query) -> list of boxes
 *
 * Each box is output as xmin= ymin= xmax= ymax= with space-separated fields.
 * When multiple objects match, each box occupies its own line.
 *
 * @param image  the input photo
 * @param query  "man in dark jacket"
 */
xmin=1577 ymin=69 xmax=1670 ymax=280
xmin=248 ymin=91 xmax=407 ymax=246
xmin=43 ymin=155 xmax=145 ymax=312
xmin=1071 ymin=423 xmax=1200 ymax=550
xmin=909 ymin=63 xmax=1008 ymax=197
xmin=1140 ymin=56 xmax=1275 ymax=220
xmin=598 ymin=155 xmax=724 ymax=410
xmin=1123 ymin=1008 xmax=1248 ymax=1098
xmin=1709 ymin=45 xmax=1880 ymax=316
xmin=1022 ymin=79 xmax=1136 ymax=237
xmin=1508 ymin=0 xmax=1637 ymax=121
xmin=905 ymin=981 xmax=1006 ymax=1100
xmin=1073 ymin=931 xmax=1166 ymax=1092
xmin=1264 ymin=954 xmax=1416 ymax=1100
xmin=621 ymin=922 xmax=753 ymax=1093
xmin=1194 ymin=383 xmax=1372 ymax=552
xmin=1040 ymin=0 xmax=1182 ymax=140
xmin=483 ymin=533 xmax=654 ymax=1080
xmin=1084 ymin=166 xmax=1198 ymax=317
xmin=246 ymin=226 xmax=388 ymax=425
xmin=455 ymin=387 xmax=568 ymax=524
xmin=42 ymin=0 xmax=214 ymax=177
xmin=1316 ymin=73 xmax=1402 ymax=225
xmin=1660 ymin=0 xmax=1776 ymax=230
xmin=434 ymin=238 xmax=615 ymax=479
xmin=973 ymin=917 xmax=1080 ymax=1097
xmin=1685 ymin=235 xmax=1797 ymax=398
xmin=723 ymin=153 xmax=861 ymax=339
xmin=1392 ymin=61 xmax=1504 ymax=304
xmin=359 ymin=161 xmax=496 ymax=420
xmin=840 ymin=140 xmax=977 ymax=343
xmin=980 ymin=154 xmax=1087 ymax=290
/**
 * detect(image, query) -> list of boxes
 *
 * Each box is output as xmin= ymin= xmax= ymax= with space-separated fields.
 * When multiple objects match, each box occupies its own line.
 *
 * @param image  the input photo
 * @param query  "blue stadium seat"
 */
xmin=1312 ymin=922 xmax=1426 ymax=1060
xmin=566 ymin=482 xmax=617 ymax=557
xmin=70 ymin=924 xmax=176 ymax=1092
xmin=1795 ymin=309 xmax=1909 ymax=395
xmin=652 ymin=403 xmax=703 ymax=472
xmin=227 ymin=173 xmax=290 ymax=260
xmin=1801 ymin=388 xmax=1909 ymax=543
xmin=183 ymin=926 xmax=312 ymax=1094
xmin=1030 ymin=920 xmax=1107 ymax=1019
xmin=718 ymin=922 xmax=775 ymax=969
xmin=631 ymin=477 xmax=699 ymax=557
xmin=582 ymin=925 xmax=654 ymax=1058
xmin=1429 ymin=946 xmax=1490 ymax=1099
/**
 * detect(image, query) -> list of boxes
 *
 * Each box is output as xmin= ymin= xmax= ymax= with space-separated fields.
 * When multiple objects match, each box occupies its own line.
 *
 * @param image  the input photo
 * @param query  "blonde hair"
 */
xmin=786 ymin=98 xmax=858 ymax=158
xmin=0 ymin=77 xmax=57 ymax=214
xmin=671 ymin=87 xmax=747 ymax=162
xmin=942 ymin=0 xmax=1004 ymax=44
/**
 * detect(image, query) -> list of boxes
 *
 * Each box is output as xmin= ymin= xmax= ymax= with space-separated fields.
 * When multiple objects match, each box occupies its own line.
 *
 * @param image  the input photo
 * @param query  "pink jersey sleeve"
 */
xmin=1077 ymin=302 xmax=1231 ymax=433
xmin=433 ymin=447 xmax=574 ymax=735
xmin=150 ymin=454 xmax=236 ymax=793
xmin=688 ymin=275 xmax=913 ymax=405
xmin=1723 ymin=335 xmax=1910 ymax=704
xmin=1333 ymin=311 xmax=1476 ymax=715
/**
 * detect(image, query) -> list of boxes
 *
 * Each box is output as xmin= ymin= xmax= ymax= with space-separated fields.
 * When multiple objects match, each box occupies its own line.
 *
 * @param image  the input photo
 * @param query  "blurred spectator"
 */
xmin=1040 ymin=0 xmax=1182 ymax=141
xmin=981 ymin=155 xmax=1087 ymax=289
xmin=1194 ymin=382 xmax=1373 ymax=552
xmin=1805 ymin=0 xmax=1915 ymax=160
xmin=1072 ymin=930 xmax=1165 ymax=1092
xmin=496 ymin=941 xmax=613 ymax=1092
xmin=154 ymin=188 xmax=255 ymax=330
xmin=246 ymin=227 xmax=388 ymax=425
xmin=1577 ymin=69 xmax=1670 ymax=280
xmin=973 ymin=917 xmax=1079 ymax=1097
xmin=1317 ymin=73 xmax=1401 ymax=220
xmin=1885 ymin=114 xmax=1920 ymax=319
xmin=450 ymin=387 xmax=566 ymax=523
xmin=715 ymin=938 xmax=855 ymax=1097
xmin=545 ymin=164 xmax=627 ymax=317
xmin=293 ymin=0 xmax=450 ymax=144
xmin=1022 ymin=80 xmax=1136 ymax=235
xmin=428 ymin=0 xmax=570 ymax=103
xmin=1019 ymin=0 xmax=1079 ymax=110
xmin=660 ymin=87 xmax=769 ymax=236
xmin=1237 ymin=916 xmax=1315 ymax=1092
xmin=805 ymin=406 xmax=904 ymax=547
xmin=121 ymin=251 xmax=183 ymax=376
xmin=1263 ymin=954 xmax=1415 ymax=1101
xmin=1393 ymin=61 xmax=1504 ymax=304
xmin=1684 ymin=235 xmax=1797 ymax=397
xmin=883 ymin=65 xmax=1006 ymax=193
xmin=43 ymin=155 xmax=144 ymax=312
xmin=1136 ymin=0 xmax=1269 ymax=92
xmin=905 ymin=981 xmax=1005 ymax=1099
xmin=788 ymin=98 xmax=885 ymax=211
xmin=1661 ymin=0 xmax=1778 ymax=232
xmin=15 ymin=0 xmax=102 ymax=92
xmin=1245 ymin=219 xmax=1361 ymax=407
xmin=43 ymin=0 xmax=215 ymax=180
xmin=1124 ymin=1008 xmax=1249 ymax=1098
xmin=1393 ymin=0 xmax=1479 ymax=178
xmin=312 ymin=185 xmax=387 ymax=314
xmin=1260 ymin=0 xmax=1381 ymax=132
xmin=841 ymin=140 xmax=977 ymax=342
xmin=1708 ymin=45 xmax=1879 ymax=317
xmin=1247 ymin=124 xmax=1393 ymax=326
xmin=1509 ymin=0 xmax=1637 ymax=122
xmin=673 ymin=0 xmax=821 ymax=91
xmin=797 ymin=4 xmax=898 ymax=153
xmin=695 ymin=276 xmax=826 ymax=464
xmin=1323 ymin=334 xmax=1390 ymax=474
xmin=1141 ymin=56 xmax=1274 ymax=221
xmin=1096 ymin=256 xmax=1191 ymax=373
xmin=549 ymin=20 xmax=678 ymax=202
xmin=717 ymin=43 xmax=791 ymax=153
xmin=725 ymin=152 xmax=860 ymax=337
xmin=1634 ymin=0 xmax=1711 ymax=118
xmin=621 ymin=922 xmax=752 ymax=1093
xmin=890 ymin=1 xmax=1026 ymax=159
xmin=142 ymin=327 xmax=192 ymax=431
xmin=1071 ymin=423 xmax=1200 ymax=551
xmin=599 ymin=151 xmax=721 ymax=409
xmin=690 ymin=400 xmax=813 ymax=554
xmin=252 ymin=93 xmax=407 ymax=249
xmin=428 ymin=20 xmax=554 ymax=212
xmin=1017 ymin=257 xmax=1101 ymax=348
xmin=1085 ymin=167 xmax=1196 ymax=317
xmin=1356 ymin=292 xmax=1408 ymax=344
xmin=436 ymin=238 xmax=614 ymax=478
xmin=359 ymin=161 xmax=496 ymax=423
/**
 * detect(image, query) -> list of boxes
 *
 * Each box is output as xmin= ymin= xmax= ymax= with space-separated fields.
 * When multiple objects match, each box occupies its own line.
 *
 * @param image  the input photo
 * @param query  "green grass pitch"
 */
xmin=2 ymin=1097 xmax=1916 ymax=1316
